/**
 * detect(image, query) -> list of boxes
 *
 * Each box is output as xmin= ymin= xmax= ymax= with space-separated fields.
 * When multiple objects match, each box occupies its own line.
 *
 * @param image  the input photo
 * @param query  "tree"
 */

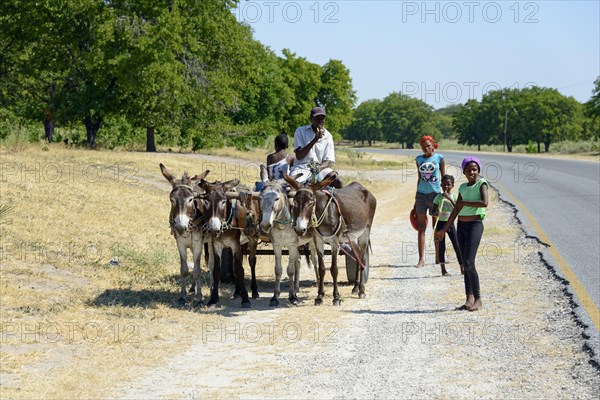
xmin=111 ymin=0 xmax=258 ymax=151
xmin=583 ymin=77 xmax=600 ymax=140
xmin=0 ymin=0 xmax=101 ymax=142
xmin=229 ymin=41 xmax=293 ymax=130
xmin=278 ymin=49 xmax=322 ymax=135
xmin=380 ymin=92 xmax=432 ymax=148
xmin=59 ymin=1 xmax=119 ymax=147
xmin=317 ymin=59 xmax=357 ymax=138
xmin=431 ymin=105 xmax=461 ymax=139
xmin=510 ymin=87 xmax=583 ymax=152
xmin=453 ymin=87 xmax=586 ymax=152
xmin=427 ymin=112 xmax=454 ymax=140
xmin=453 ymin=99 xmax=489 ymax=151
xmin=343 ymin=99 xmax=382 ymax=146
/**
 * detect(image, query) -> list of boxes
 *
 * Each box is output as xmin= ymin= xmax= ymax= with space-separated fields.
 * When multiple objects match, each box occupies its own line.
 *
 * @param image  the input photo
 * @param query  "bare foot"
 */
xmin=456 ymin=295 xmax=474 ymax=311
xmin=416 ymin=260 xmax=425 ymax=268
xmin=469 ymin=298 xmax=483 ymax=312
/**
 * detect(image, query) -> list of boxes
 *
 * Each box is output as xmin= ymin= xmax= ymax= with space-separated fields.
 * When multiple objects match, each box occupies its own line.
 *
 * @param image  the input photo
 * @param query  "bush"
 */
xmin=191 ymin=127 xmax=227 ymax=151
xmin=526 ymin=140 xmax=537 ymax=154
xmin=0 ymin=108 xmax=41 ymax=145
xmin=97 ymin=116 xmax=144 ymax=150
xmin=551 ymin=140 xmax=598 ymax=154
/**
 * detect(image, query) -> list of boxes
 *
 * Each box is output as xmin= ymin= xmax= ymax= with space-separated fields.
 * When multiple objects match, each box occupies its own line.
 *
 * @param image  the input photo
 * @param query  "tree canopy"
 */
xmin=1 ymin=2 xmax=595 ymax=153
xmin=0 ymin=0 xmax=357 ymax=149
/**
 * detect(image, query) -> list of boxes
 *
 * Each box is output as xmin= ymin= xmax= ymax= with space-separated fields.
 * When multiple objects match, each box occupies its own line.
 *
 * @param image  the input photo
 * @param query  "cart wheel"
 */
xmin=345 ymin=251 xmax=369 ymax=284
xmin=221 ymin=247 xmax=235 ymax=283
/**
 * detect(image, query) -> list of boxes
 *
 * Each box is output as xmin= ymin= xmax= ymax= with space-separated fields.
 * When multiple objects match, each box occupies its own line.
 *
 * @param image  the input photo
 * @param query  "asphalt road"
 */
xmin=358 ymin=147 xmax=600 ymax=360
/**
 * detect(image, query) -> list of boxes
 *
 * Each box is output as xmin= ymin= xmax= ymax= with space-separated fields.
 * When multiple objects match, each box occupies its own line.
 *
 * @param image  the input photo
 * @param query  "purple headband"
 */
xmin=461 ymin=156 xmax=481 ymax=172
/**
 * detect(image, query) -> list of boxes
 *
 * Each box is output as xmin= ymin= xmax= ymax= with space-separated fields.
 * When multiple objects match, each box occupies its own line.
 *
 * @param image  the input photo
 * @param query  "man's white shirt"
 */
xmin=290 ymin=124 xmax=335 ymax=183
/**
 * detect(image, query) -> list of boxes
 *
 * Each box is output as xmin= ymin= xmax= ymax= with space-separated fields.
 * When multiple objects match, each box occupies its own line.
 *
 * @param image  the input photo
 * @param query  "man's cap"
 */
xmin=461 ymin=156 xmax=482 ymax=172
xmin=310 ymin=107 xmax=326 ymax=117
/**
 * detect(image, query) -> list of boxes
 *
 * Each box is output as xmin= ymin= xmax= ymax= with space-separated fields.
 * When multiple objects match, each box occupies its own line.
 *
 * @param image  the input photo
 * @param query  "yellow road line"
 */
xmin=495 ymin=182 xmax=600 ymax=330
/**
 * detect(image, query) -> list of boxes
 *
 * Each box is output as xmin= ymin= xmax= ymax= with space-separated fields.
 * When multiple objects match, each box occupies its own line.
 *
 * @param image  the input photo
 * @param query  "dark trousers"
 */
xmin=435 ymin=222 xmax=463 ymax=265
xmin=457 ymin=220 xmax=484 ymax=298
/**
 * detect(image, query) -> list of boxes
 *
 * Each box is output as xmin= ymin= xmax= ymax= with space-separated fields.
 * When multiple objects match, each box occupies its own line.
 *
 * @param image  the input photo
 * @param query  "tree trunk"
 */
xmin=43 ymin=111 xmax=55 ymax=143
xmin=368 ymin=139 xmax=372 ymax=146
xmin=477 ymin=142 xmax=481 ymax=151
xmin=507 ymin=142 xmax=513 ymax=152
xmin=146 ymin=126 xmax=156 ymax=152
xmin=84 ymin=115 xmax=103 ymax=148
xmin=537 ymin=141 xmax=541 ymax=153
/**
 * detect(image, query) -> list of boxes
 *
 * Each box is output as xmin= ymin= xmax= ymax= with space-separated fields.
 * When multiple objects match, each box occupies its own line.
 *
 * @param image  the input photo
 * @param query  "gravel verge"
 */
xmin=119 ymin=170 xmax=599 ymax=400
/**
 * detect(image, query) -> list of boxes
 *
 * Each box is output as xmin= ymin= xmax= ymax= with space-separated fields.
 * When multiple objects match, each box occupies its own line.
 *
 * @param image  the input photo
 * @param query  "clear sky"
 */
xmin=232 ymin=0 xmax=599 ymax=109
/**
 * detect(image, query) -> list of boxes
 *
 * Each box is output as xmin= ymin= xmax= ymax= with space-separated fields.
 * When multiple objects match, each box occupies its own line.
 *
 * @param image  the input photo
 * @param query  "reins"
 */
xmin=300 ymin=187 xmax=345 ymax=240
xmin=338 ymin=232 xmax=366 ymax=270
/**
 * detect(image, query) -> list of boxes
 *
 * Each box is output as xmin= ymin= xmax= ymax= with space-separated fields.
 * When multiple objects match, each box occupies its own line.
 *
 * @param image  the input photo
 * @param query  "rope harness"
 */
xmin=298 ymin=187 xmax=344 ymax=241
xmin=169 ymin=184 xmax=205 ymax=237
xmin=204 ymin=198 xmax=236 ymax=235
xmin=302 ymin=187 xmax=366 ymax=271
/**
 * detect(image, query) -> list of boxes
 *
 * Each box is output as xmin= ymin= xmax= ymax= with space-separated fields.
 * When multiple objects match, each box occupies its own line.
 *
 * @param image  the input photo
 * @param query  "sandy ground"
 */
xmin=116 ymin=167 xmax=599 ymax=399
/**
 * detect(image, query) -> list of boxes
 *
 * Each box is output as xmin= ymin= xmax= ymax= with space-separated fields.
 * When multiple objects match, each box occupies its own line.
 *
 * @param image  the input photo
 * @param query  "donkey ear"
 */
xmin=191 ymin=170 xmax=210 ymax=181
xmin=223 ymin=178 xmax=240 ymax=191
xmin=282 ymin=173 xmax=300 ymax=190
xmin=311 ymin=175 xmax=334 ymax=191
xmin=160 ymin=163 xmax=176 ymax=186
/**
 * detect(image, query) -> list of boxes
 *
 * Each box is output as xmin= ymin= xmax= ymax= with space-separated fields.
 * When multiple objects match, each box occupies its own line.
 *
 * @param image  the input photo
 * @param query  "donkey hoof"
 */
xmin=351 ymin=286 xmax=359 ymax=295
xmin=177 ymin=298 xmax=186 ymax=306
xmin=359 ymin=293 xmax=366 ymax=299
xmin=269 ymin=298 xmax=280 ymax=307
xmin=333 ymin=298 xmax=342 ymax=306
xmin=314 ymin=298 xmax=323 ymax=306
xmin=241 ymin=301 xmax=252 ymax=309
xmin=289 ymin=296 xmax=299 ymax=306
xmin=252 ymin=292 xmax=260 ymax=299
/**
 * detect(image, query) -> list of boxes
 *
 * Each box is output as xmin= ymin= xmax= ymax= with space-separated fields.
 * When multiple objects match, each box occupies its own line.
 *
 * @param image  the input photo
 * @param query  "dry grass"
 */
xmin=1 ymin=138 xmax=596 ymax=400
xmin=0 ymin=143 xmax=411 ymax=399
xmin=4 ymin=143 xmax=588 ymax=399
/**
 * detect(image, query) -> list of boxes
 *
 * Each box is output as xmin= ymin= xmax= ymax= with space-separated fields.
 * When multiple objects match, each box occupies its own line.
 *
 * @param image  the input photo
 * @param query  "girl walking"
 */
xmin=414 ymin=135 xmax=445 ymax=268
xmin=435 ymin=157 xmax=488 ymax=311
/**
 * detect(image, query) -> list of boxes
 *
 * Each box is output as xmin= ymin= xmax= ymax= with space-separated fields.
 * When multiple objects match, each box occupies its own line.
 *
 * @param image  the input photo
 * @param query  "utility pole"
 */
xmin=503 ymin=92 xmax=509 ymax=152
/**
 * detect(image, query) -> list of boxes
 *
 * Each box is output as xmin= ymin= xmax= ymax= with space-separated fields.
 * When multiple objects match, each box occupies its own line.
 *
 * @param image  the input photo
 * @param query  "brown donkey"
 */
xmin=160 ymin=163 xmax=210 ymax=306
xmin=283 ymin=174 xmax=377 ymax=305
xmin=198 ymin=179 xmax=251 ymax=308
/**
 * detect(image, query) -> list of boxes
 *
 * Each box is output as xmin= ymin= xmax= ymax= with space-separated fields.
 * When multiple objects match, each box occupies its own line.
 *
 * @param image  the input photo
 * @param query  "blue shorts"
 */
xmin=415 ymin=192 xmax=439 ymax=216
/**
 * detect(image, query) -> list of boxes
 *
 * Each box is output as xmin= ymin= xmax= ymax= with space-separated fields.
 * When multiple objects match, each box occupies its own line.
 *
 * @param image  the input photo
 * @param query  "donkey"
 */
xmin=235 ymin=190 xmax=266 ymax=300
xmin=198 ymin=179 xmax=251 ymax=308
xmin=258 ymin=181 xmax=319 ymax=306
xmin=283 ymin=173 xmax=377 ymax=305
xmin=160 ymin=163 xmax=210 ymax=306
